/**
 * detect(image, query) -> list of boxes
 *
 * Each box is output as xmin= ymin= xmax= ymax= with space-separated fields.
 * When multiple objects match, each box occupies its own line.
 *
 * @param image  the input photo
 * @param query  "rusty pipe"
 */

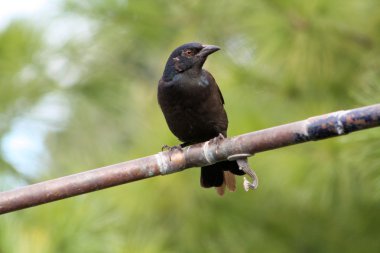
xmin=0 ymin=104 xmax=379 ymax=214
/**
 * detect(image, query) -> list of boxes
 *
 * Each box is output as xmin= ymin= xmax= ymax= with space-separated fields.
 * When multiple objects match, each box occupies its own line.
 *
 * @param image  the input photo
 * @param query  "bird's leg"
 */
xmin=215 ymin=133 xmax=225 ymax=141
xmin=228 ymin=154 xmax=258 ymax=191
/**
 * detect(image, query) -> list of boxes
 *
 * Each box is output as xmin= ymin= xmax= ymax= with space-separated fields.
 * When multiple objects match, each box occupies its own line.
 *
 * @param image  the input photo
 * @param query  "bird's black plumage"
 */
xmin=157 ymin=42 xmax=244 ymax=194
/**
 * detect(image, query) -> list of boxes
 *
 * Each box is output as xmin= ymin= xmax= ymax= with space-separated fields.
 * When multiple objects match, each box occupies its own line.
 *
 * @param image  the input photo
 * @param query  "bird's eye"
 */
xmin=184 ymin=49 xmax=193 ymax=56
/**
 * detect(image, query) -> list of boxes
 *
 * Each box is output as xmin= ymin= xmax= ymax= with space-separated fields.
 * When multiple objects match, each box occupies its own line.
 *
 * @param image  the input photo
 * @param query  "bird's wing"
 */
xmin=216 ymin=84 xmax=225 ymax=105
xmin=204 ymin=70 xmax=225 ymax=105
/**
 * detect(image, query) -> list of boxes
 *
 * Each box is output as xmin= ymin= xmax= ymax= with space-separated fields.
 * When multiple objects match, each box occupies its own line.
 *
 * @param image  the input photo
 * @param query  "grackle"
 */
xmin=157 ymin=42 xmax=245 ymax=195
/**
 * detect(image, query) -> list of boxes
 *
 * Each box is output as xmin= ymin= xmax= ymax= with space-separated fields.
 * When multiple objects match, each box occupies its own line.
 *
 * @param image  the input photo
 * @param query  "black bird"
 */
xmin=157 ymin=42 xmax=244 ymax=195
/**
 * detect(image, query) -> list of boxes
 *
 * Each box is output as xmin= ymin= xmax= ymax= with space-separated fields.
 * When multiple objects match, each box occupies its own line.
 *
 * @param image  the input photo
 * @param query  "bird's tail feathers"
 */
xmin=215 ymin=171 xmax=236 ymax=196
xmin=201 ymin=160 xmax=242 ymax=196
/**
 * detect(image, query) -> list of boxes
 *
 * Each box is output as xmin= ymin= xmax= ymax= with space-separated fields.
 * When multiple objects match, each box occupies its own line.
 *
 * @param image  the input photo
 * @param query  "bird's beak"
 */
xmin=198 ymin=44 xmax=220 ymax=57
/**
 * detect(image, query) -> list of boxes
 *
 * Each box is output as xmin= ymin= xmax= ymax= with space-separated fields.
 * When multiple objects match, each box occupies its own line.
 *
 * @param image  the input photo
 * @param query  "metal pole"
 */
xmin=1 ymin=104 xmax=379 ymax=214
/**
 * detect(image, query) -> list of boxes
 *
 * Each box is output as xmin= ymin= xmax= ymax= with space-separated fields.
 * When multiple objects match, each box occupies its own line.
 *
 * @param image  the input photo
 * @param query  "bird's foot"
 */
xmin=209 ymin=133 xmax=225 ymax=145
xmin=161 ymin=144 xmax=183 ymax=161
xmin=228 ymin=154 xmax=258 ymax=191
xmin=161 ymin=144 xmax=182 ymax=152
xmin=216 ymin=133 xmax=225 ymax=139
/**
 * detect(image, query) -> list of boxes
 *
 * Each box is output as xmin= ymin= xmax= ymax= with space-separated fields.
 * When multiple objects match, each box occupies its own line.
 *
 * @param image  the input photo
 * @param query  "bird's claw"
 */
xmin=209 ymin=133 xmax=225 ymax=146
xmin=161 ymin=144 xmax=182 ymax=152
xmin=216 ymin=133 xmax=225 ymax=140
xmin=161 ymin=144 xmax=183 ymax=161
xmin=236 ymin=158 xmax=258 ymax=191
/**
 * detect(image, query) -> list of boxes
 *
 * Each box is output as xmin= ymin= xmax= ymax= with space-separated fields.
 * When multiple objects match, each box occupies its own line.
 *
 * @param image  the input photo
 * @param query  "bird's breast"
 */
xmin=198 ymin=75 xmax=209 ymax=87
xmin=158 ymin=84 xmax=226 ymax=142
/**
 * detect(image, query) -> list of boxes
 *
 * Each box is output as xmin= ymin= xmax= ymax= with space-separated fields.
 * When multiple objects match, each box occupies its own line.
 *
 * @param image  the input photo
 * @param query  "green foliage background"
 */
xmin=1 ymin=0 xmax=380 ymax=252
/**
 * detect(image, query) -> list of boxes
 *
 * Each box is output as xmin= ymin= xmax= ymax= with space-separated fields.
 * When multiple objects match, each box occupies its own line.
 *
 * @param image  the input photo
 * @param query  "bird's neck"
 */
xmin=185 ymin=68 xmax=203 ymax=78
xmin=163 ymin=62 xmax=203 ymax=82
xmin=170 ymin=70 xmax=209 ymax=89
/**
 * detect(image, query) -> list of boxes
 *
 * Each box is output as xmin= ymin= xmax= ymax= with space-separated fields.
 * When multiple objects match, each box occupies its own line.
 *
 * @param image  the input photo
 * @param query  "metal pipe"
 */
xmin=1 ymin=104 xmax=379 ymax=214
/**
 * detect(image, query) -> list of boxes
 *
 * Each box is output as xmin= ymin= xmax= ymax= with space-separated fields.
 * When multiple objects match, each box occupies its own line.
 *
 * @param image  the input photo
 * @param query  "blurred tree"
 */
xmin=0 ymin=21 xmax=54 ymax=180
xmin=0 ymin=0 xmax=380 ymax=252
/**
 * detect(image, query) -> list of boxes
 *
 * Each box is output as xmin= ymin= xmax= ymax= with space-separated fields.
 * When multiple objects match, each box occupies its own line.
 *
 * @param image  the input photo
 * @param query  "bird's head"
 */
xmin=162 ymin=42 xmax=220 ymax=81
